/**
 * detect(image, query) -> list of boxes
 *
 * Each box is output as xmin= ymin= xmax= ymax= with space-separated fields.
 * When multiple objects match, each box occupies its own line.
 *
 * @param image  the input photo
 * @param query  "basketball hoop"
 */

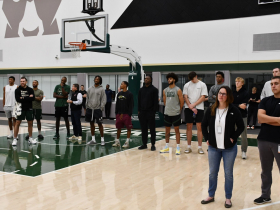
xmin=69 ymin=42 xmax=87 ymax=58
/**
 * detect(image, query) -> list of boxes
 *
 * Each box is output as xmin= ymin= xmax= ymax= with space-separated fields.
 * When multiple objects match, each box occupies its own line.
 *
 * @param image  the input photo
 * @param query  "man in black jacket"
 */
xmin=232 ymin=77 xmax=249 ymax=159
xmin=12 ymin=77 xmax=36 ymax=147
xmin=138 ymin=75 xmax=159 ymax=151
xmin=112 ymin=81 xmax=134 ymax=148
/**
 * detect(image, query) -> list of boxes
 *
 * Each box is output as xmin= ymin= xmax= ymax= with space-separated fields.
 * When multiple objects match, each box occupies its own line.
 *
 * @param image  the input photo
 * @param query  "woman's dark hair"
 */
xmin=188 ymin=71 xmax=197 ymax=80
xmin=94 ymin=75 xmax=102 ymax=85
xmin=166 ymin=73 xmax=178 ymax=83
xmin=73 ymin=84 xmax=79 ymax=91
xmin=211 ymin=86 xmax=234 ymax=116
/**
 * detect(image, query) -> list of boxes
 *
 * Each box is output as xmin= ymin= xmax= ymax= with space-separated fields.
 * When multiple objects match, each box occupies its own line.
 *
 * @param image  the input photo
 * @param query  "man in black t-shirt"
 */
xmin=247 ymin=87 xmax=261 ymax=130
xmin=80 ymin=85 xmax=87 ymax=115
xmin=112 ymin=81 xmax=134 ymax=148
xmin=254 ymin=76 xmax=280 ymax=205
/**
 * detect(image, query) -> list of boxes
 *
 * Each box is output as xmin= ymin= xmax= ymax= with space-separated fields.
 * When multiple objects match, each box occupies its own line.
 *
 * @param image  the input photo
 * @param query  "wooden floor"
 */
xmin=0 ymin=122 xmax=279 ymax=210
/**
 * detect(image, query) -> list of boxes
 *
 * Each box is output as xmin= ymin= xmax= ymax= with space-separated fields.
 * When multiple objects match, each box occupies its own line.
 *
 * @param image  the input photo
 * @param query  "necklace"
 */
xmin=217 ymin=108 xmax=227 ymax=124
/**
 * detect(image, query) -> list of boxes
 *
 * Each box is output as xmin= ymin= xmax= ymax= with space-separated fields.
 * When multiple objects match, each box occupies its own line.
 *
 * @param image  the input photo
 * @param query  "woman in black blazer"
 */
xmin=201 ymin=86 xmax=244 ymax=208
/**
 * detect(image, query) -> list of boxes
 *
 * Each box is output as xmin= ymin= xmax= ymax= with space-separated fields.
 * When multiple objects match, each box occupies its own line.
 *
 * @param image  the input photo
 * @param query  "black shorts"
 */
xmin=55 ymin=106 xmax=69 ymax=118
xmin=33 ymin=109 xmax=42 ymax=120
xmin=85 ymin=109 xmax=103 ymax=124
xmin=185 ymin=108 xmax=204 ymax=123
xmin=164 ymin=114 xmax=181 ymax=127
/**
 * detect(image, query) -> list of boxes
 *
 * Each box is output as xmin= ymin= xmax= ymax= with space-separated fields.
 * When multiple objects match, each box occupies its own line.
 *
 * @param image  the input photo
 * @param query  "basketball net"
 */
xmin=69 ymin=42 xmax=87 ymax=58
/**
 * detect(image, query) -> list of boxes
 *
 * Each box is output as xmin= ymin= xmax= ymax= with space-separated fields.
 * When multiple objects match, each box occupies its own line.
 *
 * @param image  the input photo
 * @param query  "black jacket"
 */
xmin=232 ymin=86 xmax=249 ymax=118
xmin=15 ymin=86 xmax=35 ymax=111
xmin=138 ymin=84 xmax=159 ymax=113
xmin=115 ymin=90 xmax=134 ymax=116
xmin=202 ymin=104 xmax=244 ymax=149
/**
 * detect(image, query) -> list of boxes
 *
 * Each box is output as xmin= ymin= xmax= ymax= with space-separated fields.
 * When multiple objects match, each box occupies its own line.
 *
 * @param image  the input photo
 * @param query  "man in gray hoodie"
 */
xmin=86 ymin=76 xmax=107 ymax=146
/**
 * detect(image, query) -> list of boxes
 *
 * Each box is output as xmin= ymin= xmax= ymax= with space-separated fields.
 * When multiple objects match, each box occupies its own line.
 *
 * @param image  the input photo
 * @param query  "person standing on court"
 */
xmin=25 ymin=80 xmax=44 ymax=140
xmin=261 ymin=68 xmax=280 ymax=99
xmin=201 ymin=86 xmax=244 ymax=208
xmin=253 ymin=76 xmax=280 ymax=205
xmin=208 ymin=71 xmax=225 ymax=106
xmin=86 ymin=76 xmax=107 ymax=146
xmin=12 ymin=77 xmax=37 ymax=146
xmin=247 ymin=87 xmax=260 ymax=130
xmin=67 ymin=84 xmax=83 ymax=141
xmin=3 ymin=76 xmax=18 ymax=139
xmin=160 ymin=73 xmax=184 ymax=155
xmin=112 ymin=81 xmax=134 ymax=148
xmin=105 ymin=84 xmax=113 ymax=119
xmin=183 ymin=71 xmax=208 ymax=154
xmin=138 ymin=75 xmax=159 ymax=151
xmin=53 ymin=77 xmax=71 ymax=140
xmin=80 ymin=85 xmax=87 ymax=115
xmin=232 ymin=77 xmax=249 ymax=159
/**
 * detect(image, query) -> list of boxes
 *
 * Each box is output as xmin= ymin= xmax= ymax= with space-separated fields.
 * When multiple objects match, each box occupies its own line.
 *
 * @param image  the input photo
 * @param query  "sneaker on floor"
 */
xmin=185 ymin=148 xmax=192 ymax=153
xmin=25 ymin=135 xmax=29 ymax=140
xmin=247 ymin=125 xmax=250 ymax=129
xmin=28 ymin=138 xmax=36 ymax=144
xmin=138 ymin=145 xmax=147 ymax=150
xmin=122 ymin=141 xmax=129 ymax=148
xmin=87 ymin=140 xmax=96 ymax=145
xmin=53 ymin=134 xmax=60 ymax=140
xmin=7 ymin=135 xmax=13 ymax=139
xmin=32 ymin=138 xmax=38 ymax=144
xmin=112 ymin=141 xmax=120 ymax=147
xmin=68 ymin=135 xmax=77 ymax=141
xmin=12 ymin=139 xmax=18 ymax=146
xmin=251 ymin=125 xmax=255 ymax=130
xmin=38 ymin=134 xmax=44 ymax=139
xmin=151 ymin=145 xmax=156 ymax=151
xmin=198 ymin=148 xmax=204 ymax=154
xmin=242 ymin=152 xmax=247 ymax=159
xmin=176 ymin=147 xmax=181 ymax=155
xmin=101 ymin=140 xmax=105 ymax=146
xmin=78 ymin=136 xmax=82 ymax=141
xmin=254 ymin=197 xmax=271 ymax=205
xmin=160 ymin=147 xmax=169 ymax=153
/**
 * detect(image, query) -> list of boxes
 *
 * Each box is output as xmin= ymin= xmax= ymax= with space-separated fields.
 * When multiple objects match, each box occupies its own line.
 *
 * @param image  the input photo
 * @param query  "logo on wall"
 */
xmin=2 ymin=0 xmax=62 ymax=38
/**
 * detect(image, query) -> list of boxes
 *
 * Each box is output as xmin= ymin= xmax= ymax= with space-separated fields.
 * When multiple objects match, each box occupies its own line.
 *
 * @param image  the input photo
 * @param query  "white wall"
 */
xmin=0 ymin=0 xmax=280 ymax=69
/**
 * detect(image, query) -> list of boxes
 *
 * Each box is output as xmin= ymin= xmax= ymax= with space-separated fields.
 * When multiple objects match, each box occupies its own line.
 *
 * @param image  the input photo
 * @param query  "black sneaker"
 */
xmin=254 ymin=197 xmax=271 ymax=205
xmin=53 ymin=134 xmax=60 ymax=140
xmin=25 ymin=135 xmax=29 ymax=140
xmin=38 ymin=134 xmax=44 ymax=140
xmin=151 ymin=145 xmax=156 ymax=151
xmin=138 ymin=145 xmax=147 ymax=150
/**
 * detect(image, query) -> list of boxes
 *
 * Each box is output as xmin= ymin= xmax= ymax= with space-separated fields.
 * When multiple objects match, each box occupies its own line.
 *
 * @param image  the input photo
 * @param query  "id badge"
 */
xmin=217 ymin=126 xmax=222 ymax=134
xmin=278 ymin=145 xmax=280 ymax=154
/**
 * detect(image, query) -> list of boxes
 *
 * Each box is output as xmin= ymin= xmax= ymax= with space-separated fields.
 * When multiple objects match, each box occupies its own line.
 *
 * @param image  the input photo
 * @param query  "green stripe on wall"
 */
xmin=1 ymin=61 xmax=280 ymax=74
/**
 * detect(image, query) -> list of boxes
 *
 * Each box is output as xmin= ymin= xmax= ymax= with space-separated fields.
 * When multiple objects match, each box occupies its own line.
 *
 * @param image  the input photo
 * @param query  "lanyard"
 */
xmin=217 ymin=108 xmax=227 ymax=124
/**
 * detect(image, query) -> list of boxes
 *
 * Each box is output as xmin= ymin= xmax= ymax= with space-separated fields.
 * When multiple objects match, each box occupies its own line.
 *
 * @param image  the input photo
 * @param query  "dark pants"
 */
xmin=139 ymin=112 xmax=156 ymax=146
xmin=247 ymin=105 xmax=258 ymax=126
xmin=105 ymin=102 xmax=112 ymax=119
xmin=258 ymin=140 xmax=280 ymax=198
xmin=71 ymin=110 xmax=82 ymax=136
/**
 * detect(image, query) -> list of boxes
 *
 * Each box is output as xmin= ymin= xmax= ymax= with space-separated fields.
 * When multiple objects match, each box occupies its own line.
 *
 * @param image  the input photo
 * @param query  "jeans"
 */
xmin=71 ymin=110 xmax=82 ymax=136
xmin=208 ymin=144 xmax=237 ymax=199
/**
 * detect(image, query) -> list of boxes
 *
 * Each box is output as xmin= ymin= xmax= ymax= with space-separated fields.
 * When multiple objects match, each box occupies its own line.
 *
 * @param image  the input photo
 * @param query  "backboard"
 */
xmin=61 ymin=14 xmax=109 ymax=52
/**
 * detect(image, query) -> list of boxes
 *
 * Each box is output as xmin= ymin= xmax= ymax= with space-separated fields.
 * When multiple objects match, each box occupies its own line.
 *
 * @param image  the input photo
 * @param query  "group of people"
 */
xmin=3 ymin=68 xmax=280 ymax=208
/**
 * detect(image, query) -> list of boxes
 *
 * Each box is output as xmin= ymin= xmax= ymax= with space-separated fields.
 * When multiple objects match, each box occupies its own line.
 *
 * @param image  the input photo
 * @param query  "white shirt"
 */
xmin=261 ymin=80 xmax=273 ymax=100
xmin=215 ymin=108 xmax=228 ymax=149
xmin=5 ymin=84 xmax=17 ymax=107
xmin=183 ymin=80 xmax=208 ymax=110
xmin=73 ymin=93 xmax=83 ymax=105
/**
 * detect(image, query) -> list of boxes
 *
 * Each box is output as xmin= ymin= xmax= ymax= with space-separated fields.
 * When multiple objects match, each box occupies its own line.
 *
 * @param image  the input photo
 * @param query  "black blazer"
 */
xmin=202 ymin=104 xmax=244 ymax=149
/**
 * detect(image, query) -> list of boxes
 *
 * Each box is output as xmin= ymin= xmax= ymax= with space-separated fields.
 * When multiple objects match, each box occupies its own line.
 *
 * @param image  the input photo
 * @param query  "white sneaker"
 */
xmin=28 ymin=138 xmax=35 ymax=144
xmin=68 ymin=135 xmax=77 ymax=140
xmin=78 ymin=136 xmax=82 ymax=141
xmin=242 ymin=152 xmax=247 ymax=159
xmin=32 ymin=138 xmax=38 ymax=144
xmin=12 ymin=139 xmax=17 ymax=146
xmin=7 ymin=135 xmax=13 ymax=139
xmin=122 ymin=141 xmax=129 ymax=148
xmin=101 ymin=140 xmax=105 ymax=146
xmin=112 ymin=141 xmax=120 ymax=147
xmin=87 ymin=140 xmax=96 ymax=145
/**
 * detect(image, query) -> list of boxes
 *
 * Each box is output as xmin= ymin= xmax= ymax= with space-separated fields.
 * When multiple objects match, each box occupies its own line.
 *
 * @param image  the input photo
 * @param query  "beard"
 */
xmin=33 ymin=85 xmax=37 ymax=88
xmin=168 ymin=81 xmax=174 ymax=85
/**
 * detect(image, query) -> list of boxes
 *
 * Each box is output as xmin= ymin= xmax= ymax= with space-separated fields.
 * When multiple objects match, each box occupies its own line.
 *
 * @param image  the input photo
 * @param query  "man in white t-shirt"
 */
xmin=183 ymin=72 xmax=208 ymax=154
xmin=3 ymin=76 xmax=18 ymax=139
xmin=261 ymin=68 xmax=280 ymax=99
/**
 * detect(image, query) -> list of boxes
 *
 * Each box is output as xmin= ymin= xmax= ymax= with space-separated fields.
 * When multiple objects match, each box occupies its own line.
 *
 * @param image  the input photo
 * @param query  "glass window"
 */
xmin=230 ymin=73 xmax=271 ymax=94
xmin=0 ymin=76 xmax=8 ymax=98
xmin=26 ymin=75 xmax=77 ymax=100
